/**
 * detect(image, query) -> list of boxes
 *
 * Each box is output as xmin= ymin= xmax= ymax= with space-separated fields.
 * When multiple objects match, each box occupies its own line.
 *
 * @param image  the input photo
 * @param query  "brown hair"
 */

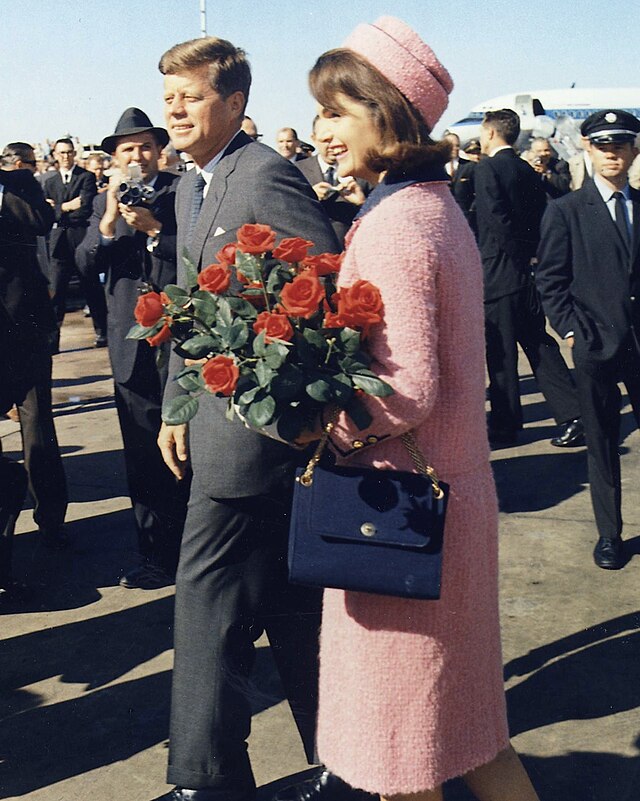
xmin=159 ymin=37 xmax=251 ymax=109
xmin=309 ymin=49 xmax=450 ymax=174
xmin=482 ymin=109 xmax=520 ymax=145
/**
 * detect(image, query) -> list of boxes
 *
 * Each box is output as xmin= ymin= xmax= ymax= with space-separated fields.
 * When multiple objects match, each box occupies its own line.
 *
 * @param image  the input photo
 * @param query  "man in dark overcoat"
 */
xmin=77 ymin=108 xmax=188 ymax=588
xmin=536 ymin=109 xmax=640 ymax=569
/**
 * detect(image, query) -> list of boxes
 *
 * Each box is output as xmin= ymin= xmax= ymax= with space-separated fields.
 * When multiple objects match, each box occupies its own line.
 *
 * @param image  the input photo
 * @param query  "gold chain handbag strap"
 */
xmin=297 ymin=408 xmax=445 ymax=499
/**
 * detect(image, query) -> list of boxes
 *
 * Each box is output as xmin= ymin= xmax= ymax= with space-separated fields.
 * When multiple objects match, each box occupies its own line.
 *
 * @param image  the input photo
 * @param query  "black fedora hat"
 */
xmin=101 ymin=107 xmax=170 ymax=154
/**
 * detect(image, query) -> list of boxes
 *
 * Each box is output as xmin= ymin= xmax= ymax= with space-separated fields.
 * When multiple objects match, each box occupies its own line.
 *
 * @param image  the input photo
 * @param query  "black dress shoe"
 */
xmin=273 ymin=770 xmax=378 ymax=801
xmin=39 ymin=526 xmax=70 ymax=550
xmin=152 ymin=788 xmax=219 ymax=801
xmin=94 ymin=334 xmax=108 ymax=348
xmin=550 ymin=418 xmax=585 ymax=448
xmin=593 ymin=537 xmax=625 ymax=570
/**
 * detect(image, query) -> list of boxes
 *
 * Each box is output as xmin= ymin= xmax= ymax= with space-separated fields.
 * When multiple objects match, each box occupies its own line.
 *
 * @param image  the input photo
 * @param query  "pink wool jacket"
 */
xmin=317 ymin=179 xmax=510 ymax=794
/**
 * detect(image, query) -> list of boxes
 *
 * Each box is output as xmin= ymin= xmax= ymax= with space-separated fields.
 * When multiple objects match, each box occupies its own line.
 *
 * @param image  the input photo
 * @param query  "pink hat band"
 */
xmin=343 ymin=16 xmax=453 ymax=131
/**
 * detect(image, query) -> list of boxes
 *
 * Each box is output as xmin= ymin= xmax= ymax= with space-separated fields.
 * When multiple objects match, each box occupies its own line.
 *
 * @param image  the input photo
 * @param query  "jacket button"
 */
xmin=631 ymin=296 xmax=636 ymax=301
xmin=360 ymin=522 xmax=376 ymax=537
xmin=352 ymin=440 xmax=364 ymax=449
xmin=366 ymin=435 xmax=378 ymax=444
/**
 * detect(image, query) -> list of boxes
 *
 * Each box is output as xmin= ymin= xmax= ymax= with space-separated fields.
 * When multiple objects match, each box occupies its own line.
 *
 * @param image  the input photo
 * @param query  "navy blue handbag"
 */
xmin=288 ymin=424 xmax=448 ymax=600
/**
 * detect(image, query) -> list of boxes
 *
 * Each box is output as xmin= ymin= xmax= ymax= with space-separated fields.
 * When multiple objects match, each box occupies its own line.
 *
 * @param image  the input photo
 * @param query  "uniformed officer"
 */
xmin=536 ymin=109 xmax=640 ymax=569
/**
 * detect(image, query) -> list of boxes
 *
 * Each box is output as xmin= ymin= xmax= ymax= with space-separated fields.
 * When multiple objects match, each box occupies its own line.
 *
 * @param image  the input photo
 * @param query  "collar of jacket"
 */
xmin=355 ymin=162 xmax=449 ymax=220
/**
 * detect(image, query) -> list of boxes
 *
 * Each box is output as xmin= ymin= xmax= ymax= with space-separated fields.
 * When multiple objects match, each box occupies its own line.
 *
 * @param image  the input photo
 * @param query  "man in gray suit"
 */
xmin=155 ymin=36 xmax=339 ymax=801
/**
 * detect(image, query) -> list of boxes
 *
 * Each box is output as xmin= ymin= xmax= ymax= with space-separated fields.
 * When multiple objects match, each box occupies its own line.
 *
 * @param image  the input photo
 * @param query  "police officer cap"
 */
xmin=580 ymin=109 xmax=640 ymax=144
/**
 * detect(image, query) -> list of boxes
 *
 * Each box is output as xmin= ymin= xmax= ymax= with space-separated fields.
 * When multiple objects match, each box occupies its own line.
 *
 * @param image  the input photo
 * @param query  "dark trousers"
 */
xmin=485 ymin=283 xmax=581 ymax=434
xmin=17 ymin=350 xmax=67 ymax=531
xmin=168 ymin=481 xmax=321 ymax=796
xmin=573 ymin=336 xmax=640 ymax=540
xmin=114 ymin=351 xmax=188 ymax=575
xmin=49 ymin=232 xmax=107 ymax=336
xmin=0 ymin=457 xmax=28 ymax=588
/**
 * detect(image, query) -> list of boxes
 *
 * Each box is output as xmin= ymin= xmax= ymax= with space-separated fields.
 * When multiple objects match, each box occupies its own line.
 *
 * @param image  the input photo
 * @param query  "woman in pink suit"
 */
xmin=307 ymin=17 xmax=540 ymax=801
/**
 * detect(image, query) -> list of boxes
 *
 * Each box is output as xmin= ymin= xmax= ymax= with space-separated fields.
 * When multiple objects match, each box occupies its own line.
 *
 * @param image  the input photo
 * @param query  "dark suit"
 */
xmin=166 ymin=131 xmax=339 ymax=794
xmin=0 ymin=169 xmax=67 ymax=532
xmin=76 ymin=172 xmax=188 ymax=573
xmin=296 ymin=155 xmax=368 ymax=245
xmin=44 ymin=166 xmax=107 ymax=338
xmin=538 ymin=156 xmax=571 ymax=200
xmin=536 ymin=179 xmax=640 ymax=539
xmin=451 ymin=158 xmax=478 ymax=237
xmin=475 ymin=148 xmax=580 ymax=436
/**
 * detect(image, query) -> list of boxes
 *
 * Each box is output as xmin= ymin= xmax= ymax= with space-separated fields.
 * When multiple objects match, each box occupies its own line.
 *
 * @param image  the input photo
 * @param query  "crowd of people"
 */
xmin=1 ymin=13 xmax=639 ymax=801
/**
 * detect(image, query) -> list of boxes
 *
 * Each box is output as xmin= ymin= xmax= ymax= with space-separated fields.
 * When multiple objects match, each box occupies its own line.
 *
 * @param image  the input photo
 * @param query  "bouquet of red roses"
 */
xmin=127 ymin=223 xmax=392 ymax=443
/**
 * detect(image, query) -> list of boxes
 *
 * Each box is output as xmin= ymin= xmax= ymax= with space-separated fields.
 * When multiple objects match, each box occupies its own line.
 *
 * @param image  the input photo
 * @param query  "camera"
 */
xmin=116 ymin=164 xmax=155 ymax=206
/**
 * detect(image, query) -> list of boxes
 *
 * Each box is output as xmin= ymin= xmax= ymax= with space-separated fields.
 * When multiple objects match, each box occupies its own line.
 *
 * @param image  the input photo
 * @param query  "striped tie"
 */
xmin=187 ymin=174 xmax=206 ymax=243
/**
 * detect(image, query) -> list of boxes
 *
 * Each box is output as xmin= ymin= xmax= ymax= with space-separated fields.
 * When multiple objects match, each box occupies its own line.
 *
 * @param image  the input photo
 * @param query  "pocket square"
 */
xmin=213 ymin=226 xmax=226 ymax=237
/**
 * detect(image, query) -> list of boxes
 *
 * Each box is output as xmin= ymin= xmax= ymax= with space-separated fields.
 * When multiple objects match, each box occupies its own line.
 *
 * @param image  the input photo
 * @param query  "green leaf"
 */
xmin=245 ymin=393 xmax=276 ymax=427
xmin=177 ymin=368 xmax=205 ymax=392
xmin=266 ymin=266 xmax=288 ymax=295
xmin=339 ymin=327 xmax=362 ymax=354
xmin=228 ymin=296 xmax=259 ymax=319
xmin=271 ymin=364 xmax=305 ymax=400
xmin=191 ymin=293 xmax=218 ymax=327
xmin=253 ymin=330 xmax=268 ymax=357
xmin=340 ymin=357 xmax=370 ymax=374
xmin=264 ymin=342 xmax=289 ymax=369
xmin=162 ymin=394 xmax=200 ymax=425
xmin=155 ymin=345 xmax=169 ymax=371
xmin=126 ymin=321 xmax=163 ymax=340
xmin=216 ymin=297 xmax=233 ymax=327
xmin=303 ymin=327 xmax=328 ymax=351
xmin=180 ymin=334 xmax=219 ymax=358
xmin=352 ymin=373 xmax=394 ymax=397
xmin=163 ymin=284 xmax=190 ymax=304
xmin=237 ymin=384 xmax=262 ymax=406
xmin=306 ymin=377 xmax=332 ymax=403
xmin=346 ymin=397 xmax=373 ymax=430
xmin=255 ymin=359 xmax=275 ymax=388
xmin=328 ymin=373 xmax=353 ymax=404
xmin=236 ymin=251 xmax=262 ymax=282
xmin=182 ymin=247 xmax=199 ymax=289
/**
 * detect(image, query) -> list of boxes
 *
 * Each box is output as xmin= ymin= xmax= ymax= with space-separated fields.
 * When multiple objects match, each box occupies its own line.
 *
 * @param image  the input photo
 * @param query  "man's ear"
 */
xmin=228 ymin=91 xmax=245 ymax=117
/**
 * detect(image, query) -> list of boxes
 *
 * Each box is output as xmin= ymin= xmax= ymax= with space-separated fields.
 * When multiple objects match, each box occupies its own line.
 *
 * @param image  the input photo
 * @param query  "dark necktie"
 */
xmin=187 ymin=174 xmax=206 ymax=242
xmin=613 ymin=191 xmax=630 ymax=249
xmin=324 ymin=166 xmax=336 ymax=186
xmin=64 ymin=173 xmax=70 ymax=184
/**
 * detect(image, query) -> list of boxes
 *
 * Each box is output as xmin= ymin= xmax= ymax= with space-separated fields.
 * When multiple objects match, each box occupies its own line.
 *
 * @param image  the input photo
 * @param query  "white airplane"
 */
xmin=446 ymin=88 xmax=640 ymax=149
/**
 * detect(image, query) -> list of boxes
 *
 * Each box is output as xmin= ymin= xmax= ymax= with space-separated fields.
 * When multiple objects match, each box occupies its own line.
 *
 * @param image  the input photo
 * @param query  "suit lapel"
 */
xmin=584 ymin=179 xmax=631 ymax=265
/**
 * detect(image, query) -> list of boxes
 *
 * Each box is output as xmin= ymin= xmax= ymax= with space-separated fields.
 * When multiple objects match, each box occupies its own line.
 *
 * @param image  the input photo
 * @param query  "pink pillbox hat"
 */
xmin=343 ymin=16 xmax=453 ymax=131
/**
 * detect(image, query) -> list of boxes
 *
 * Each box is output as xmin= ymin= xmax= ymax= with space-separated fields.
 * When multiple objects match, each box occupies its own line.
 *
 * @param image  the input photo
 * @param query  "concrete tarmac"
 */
xmin=1 ymin=310 xmax=639 ymax=801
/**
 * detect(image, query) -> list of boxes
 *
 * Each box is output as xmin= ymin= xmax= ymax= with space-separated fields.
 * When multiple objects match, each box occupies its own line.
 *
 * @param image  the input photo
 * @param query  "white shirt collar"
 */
xmin=593 ymin=172 xmax=630 ymax=203
xmin=316 ymin=154 xmax=334 ymax=175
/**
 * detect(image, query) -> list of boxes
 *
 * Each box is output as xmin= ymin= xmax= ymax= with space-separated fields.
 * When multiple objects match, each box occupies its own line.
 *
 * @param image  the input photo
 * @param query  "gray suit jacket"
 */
xmin=166 ymin=131 xmax=339 ymax=497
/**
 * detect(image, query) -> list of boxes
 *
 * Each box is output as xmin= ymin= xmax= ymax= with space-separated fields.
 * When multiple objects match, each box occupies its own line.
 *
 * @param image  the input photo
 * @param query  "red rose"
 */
xmin=160 ymin=291 xmax=172 ymax=306
xmin=216 ymin=242 xmax=237 ymax=266
xmin=301 ymin=252 xmax=342 ymax=277
xmin=272 ymin=237 xmax=314 ymax=263
xmin=337 ymin=280 xmax=383 ymax=330
xmin=279 ymin=272 xmax=325 ymax=318
xmin=236 ymin=223 xmax=276 ymax=255
xmin=134 ymin=291 xmax=164 ymax=327
xmin=323 ymin=310 xmax=346 ymax=328
xmin=253 ymin=311 xmax=294 ymax=342
xmin=197 ymin=262 xmax=231 ymax=294
xmin=202 ymin=355 xmax=240 ymax=396
xmin=146 ymin=323 xmax=172 ymax=347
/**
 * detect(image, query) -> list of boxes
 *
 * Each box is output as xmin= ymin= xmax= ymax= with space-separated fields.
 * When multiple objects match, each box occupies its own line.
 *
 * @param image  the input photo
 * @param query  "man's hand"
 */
xmin=566 ymin=336 xmax=575 ymax=349
xmin=158 ymin=422 xmax=189 ymax=480
xmin=99 ymin=171 xmax=126 ymax=237
xmin=118 ymin=203 xmax=161 ymax=236
xmin=311 ymin=181 xmax=335 ymax=201
xmin=60 ymin=196 xmax=82 ymax=212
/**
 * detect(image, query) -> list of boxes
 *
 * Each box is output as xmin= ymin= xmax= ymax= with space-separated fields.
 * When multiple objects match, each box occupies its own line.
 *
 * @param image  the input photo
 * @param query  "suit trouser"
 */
xmin=0 ymin=457 xmax=28 ymax=588
xmin=572 ymin=337 xmax=640 ymax=540
xmin=113 ymin=349 xmax=188 ymax=575
xmin=168 ymin=480 xmax=321 ymax=796
xmin=484 ymin=283 xmax=581 ymax=434
xmin=17 ymin=350 xmax=67 ymax=531
xmin=49 ymin=233 xmax=107 ymax=336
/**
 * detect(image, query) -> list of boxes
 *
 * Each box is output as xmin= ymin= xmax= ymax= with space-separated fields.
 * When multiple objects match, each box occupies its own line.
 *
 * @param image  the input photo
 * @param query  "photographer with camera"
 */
xmin=527 ymin=137 xmax=570 ymax=199
xmin=77 ymin=107 xmax=188 ymax=590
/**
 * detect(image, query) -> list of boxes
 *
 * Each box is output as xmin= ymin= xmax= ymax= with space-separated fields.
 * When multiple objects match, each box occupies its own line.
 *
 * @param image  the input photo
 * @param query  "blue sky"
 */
xmin=2 ymin=0 xmax=639 ymax=153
